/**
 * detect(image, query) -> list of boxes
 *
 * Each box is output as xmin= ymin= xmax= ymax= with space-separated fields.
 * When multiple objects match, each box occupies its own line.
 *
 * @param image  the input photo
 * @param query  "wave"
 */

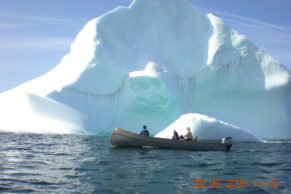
xmin=262 ymin=139 xmax=291 ymax=143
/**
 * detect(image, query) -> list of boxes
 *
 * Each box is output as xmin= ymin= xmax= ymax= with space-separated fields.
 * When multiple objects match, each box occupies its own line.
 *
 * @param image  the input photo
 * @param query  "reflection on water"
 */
xmin=0 ymin=133 xmax=290 ymax=193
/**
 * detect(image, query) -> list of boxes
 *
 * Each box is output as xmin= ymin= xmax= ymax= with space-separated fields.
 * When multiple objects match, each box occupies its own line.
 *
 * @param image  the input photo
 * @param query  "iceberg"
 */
xmin=0 ymin=0 xmax=290 ymax=139
xmin=155 ymin=113 xmax=261 ymax=142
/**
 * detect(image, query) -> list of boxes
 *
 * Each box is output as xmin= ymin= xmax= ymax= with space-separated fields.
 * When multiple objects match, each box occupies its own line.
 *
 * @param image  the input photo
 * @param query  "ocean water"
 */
xmin=0 ymin=132 xmax=290 ymax=193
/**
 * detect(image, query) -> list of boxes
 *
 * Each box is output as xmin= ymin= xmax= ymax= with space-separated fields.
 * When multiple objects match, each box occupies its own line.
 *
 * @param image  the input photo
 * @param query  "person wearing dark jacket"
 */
xmin=140 ymin=125 xmax=149 ymax=136
xmin=172 ymin=130 xmax=179 ymax=140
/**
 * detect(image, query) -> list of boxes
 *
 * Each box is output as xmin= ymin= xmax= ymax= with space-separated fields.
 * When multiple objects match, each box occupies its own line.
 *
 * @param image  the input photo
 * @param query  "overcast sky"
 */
xmin=0 ymin=0 xmax=290 ymax=93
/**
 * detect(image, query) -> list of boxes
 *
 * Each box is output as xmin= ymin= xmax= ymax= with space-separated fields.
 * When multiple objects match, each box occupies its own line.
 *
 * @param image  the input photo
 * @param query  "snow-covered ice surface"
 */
xmin=155 ymin=113 xmax=261 ymax=142
xmin=0 ymin=89 xmax=85 ymax=134
xmin=0 ymin=0 xmax=290 ymax=139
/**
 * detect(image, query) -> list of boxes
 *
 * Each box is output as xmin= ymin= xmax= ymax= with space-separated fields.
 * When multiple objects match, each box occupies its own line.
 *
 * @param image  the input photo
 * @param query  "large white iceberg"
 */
xmin=155 ymin=113 xmax=261 ymax=142
xmin=0 ymin=0 xmax=290 ymax=139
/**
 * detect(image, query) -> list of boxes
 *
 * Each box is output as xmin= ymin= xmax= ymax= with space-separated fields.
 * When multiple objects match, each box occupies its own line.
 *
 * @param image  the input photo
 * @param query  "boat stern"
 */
xmin=109 ymin=127 xmax=119 ymax=147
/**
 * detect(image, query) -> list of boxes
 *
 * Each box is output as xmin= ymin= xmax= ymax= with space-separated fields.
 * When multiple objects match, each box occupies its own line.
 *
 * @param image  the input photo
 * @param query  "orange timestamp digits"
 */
xmin=194 ymin=179 xmax=205 ymax=188
xmin=194 ymin=179 xmax=279 ymax=189
xmin=254 ymin=179 xmax=279 ymax=188
xmin=225 ymin=179 xmax=247 ymax=188
xmin=194 ymin=179 xmax=247 ymax=188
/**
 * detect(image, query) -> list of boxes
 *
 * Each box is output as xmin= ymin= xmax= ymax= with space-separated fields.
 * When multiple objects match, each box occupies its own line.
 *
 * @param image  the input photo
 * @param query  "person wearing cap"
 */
xmin=140 ymin=125 xmax=149 ymax=136
xmin=172 ymin=130 xmax=179 ymax=140
xmin=184 ymin=127 xmax=193 ymax=141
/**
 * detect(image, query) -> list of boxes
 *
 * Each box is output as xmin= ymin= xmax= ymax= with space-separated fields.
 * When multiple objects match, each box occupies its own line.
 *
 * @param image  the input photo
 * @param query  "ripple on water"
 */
xmin=0 ymin=133 xmax=290 ymax=193
xmin=253 ymin=161 xmax=282 ymax=167
xmin=98 ymin=160 xmax=110 ymax=165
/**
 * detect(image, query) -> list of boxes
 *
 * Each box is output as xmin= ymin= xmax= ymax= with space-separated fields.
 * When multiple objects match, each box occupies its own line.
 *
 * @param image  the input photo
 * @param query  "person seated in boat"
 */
xmin=140 ymin=125 xmax=149 ymax=136
xmin=179 ymin=134 xmax=185 ymax=141
xmin=172 ymin=130 xmax=180 ymax=140
xmin=184 ymin=127 xmax=193 ymax=141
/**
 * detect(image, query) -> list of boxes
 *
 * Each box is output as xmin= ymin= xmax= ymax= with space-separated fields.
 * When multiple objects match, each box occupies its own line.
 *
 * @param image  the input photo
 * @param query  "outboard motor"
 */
xmin=222 ymin=137 xmax=232 ymax=151
xmin=222 ymin=137 xmax=232 ymax=144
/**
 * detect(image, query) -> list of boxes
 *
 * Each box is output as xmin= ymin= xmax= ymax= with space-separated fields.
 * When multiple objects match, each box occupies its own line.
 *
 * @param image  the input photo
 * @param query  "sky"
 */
xmin=0 ymin=0 xmax=290 ymax=93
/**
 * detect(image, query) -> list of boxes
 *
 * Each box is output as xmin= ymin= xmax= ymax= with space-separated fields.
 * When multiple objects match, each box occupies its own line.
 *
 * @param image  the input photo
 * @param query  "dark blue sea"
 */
xmin=0 ymin=132 xmax=290 ymax=193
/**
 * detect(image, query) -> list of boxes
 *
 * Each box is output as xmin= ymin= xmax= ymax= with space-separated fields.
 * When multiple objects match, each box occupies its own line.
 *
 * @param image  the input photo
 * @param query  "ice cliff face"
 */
xmin=0 ymin=0 xmax=290 ymax=139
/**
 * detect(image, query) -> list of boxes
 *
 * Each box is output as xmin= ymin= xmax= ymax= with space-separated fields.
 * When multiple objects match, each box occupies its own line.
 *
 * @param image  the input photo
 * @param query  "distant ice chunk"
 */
xmin=155 ymin=113 xmax=261 ymax=142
